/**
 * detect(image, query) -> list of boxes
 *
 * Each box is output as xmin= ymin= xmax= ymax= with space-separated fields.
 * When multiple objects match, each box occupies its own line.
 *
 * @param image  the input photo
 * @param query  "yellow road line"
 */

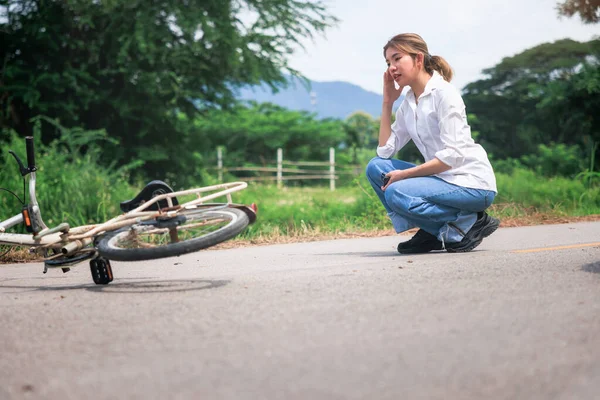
xmin=512 ymin=242 xmax=600 ymax=253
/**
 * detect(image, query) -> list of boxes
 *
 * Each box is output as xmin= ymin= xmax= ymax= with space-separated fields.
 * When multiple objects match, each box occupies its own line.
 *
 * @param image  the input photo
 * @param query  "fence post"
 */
xmin=329 ymin=147 xmax=335 ymax=191
xmin=217 ymin=147 xmax=223 ymax=183
xmin=277 ymin=148 xmax=283 ymax=188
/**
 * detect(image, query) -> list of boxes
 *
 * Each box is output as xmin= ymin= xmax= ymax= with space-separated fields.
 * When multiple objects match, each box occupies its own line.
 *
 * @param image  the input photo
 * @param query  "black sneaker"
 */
xmin=397 ymin=229 xmax=443 ymax=254
xmin=446 ymin=212 xmax=500 ymax=253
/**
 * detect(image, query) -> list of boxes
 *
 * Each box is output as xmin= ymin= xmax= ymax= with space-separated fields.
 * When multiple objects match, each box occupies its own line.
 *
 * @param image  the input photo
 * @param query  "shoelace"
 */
xmin=440 ymin=225 xmax=449 ymax=250
xmin=440 ymin=222 xmax=467 ymax=250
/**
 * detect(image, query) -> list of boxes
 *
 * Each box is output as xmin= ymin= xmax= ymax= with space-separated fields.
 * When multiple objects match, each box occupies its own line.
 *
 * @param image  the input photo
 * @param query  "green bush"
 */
xmin=0 ymin=119 xmax=138 ymax=229
xmin=520 ymin=143 xmax=585 ymax=177
xmin=491 ymin=143 xmax=586 ymax=178
xmin=495 ymin=167 xmax=600 ymax=214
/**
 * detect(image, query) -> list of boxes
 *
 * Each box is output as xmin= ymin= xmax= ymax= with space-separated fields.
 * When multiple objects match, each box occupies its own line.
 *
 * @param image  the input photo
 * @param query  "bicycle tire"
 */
xmin=96 ymin=207 xmax=249 ymax=262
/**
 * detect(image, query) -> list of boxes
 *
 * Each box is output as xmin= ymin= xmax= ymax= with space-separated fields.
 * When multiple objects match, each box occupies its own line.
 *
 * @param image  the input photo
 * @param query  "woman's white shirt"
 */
xmin=377 ymin=71 xmax=497 ymax=192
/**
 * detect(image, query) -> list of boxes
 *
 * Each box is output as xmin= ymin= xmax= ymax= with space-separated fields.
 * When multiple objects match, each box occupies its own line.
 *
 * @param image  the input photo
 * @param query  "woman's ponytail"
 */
xmin=428 ymin=55 xmax=453 ymax=82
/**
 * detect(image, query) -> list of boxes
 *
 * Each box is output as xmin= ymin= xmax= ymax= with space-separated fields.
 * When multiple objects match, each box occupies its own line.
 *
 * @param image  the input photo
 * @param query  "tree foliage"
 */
xmin=0 ymin=0 xmax=337 ymax=178
xmin=198 ymin=101 xmax=345 ymax=161
xmin=343 ymin=111 xmax=378 ymax=163
xmin=556 ymin=0 xmax=600 ymax=23
xmin=463 ymin=38 xmax=600 ymax=168
xmin=171 ymin=101 xmax=346 ymax=186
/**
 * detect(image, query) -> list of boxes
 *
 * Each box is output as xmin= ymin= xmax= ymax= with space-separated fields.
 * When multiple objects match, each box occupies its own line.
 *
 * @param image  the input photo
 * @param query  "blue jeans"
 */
xmin=366 ymin=157 xmax=496 ymax=244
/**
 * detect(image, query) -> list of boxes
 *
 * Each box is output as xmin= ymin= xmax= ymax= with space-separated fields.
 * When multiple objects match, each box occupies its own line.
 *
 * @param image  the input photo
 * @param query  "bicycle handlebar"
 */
xmin=25 ymin=136 xmax=36 ymax=172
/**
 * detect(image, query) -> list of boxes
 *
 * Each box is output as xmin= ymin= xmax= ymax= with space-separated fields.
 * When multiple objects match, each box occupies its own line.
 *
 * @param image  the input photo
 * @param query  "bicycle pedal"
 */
xmin=90 ymin=257 xmax=113 ymax=285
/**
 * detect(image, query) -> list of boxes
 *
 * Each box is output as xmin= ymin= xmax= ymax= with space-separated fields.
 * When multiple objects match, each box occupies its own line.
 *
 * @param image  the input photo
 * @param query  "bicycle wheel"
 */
xmin=96 ymin=206 xmax=249 ymax=261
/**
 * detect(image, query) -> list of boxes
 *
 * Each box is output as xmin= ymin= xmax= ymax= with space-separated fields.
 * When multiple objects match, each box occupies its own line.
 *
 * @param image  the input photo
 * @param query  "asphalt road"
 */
xmin=1 ymin=222 xmax=599 ymax=400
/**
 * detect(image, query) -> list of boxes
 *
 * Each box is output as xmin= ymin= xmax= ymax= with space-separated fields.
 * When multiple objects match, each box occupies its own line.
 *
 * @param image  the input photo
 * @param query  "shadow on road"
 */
xmin=582 ymin=262 xmax=600 ymax=274
xmin=320 ymin=251 xmax=442 ymax=258
xmin=0 ymin=278 xmax=230 ymax=293
xmin=312 ymin=251 xmax=395 ymax=258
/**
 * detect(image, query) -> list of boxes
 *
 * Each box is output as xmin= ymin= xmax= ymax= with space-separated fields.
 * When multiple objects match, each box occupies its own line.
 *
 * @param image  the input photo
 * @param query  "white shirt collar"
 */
xmin=408 ymin=70 xmax=444 ymax=103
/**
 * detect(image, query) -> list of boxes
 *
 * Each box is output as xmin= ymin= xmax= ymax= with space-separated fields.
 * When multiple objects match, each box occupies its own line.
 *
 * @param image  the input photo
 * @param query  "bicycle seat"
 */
xmin=120 ymin=180 xmax=179 ymax=213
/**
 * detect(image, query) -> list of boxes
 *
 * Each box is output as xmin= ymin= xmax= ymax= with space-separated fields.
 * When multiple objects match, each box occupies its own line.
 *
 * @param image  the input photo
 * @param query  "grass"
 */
xmin=2 ymin=126 xmax=600 ymax=263
xmin=2 ymin=177 xmax=600 ymax=263
xmin=227 ymin=168 xmax=600 ymax=238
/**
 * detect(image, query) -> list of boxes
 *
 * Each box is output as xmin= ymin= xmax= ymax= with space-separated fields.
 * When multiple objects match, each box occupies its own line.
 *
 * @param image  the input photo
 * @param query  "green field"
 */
xmin=2 ymin=170 xmax=600 ymax=243
xmin=2 ymin=126 xmax=599 ymax=259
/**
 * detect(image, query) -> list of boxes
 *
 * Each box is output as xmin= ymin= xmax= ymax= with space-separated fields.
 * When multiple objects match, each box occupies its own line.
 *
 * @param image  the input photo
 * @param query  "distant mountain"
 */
xmin=236 ymin=76 xmax=391 ymax=120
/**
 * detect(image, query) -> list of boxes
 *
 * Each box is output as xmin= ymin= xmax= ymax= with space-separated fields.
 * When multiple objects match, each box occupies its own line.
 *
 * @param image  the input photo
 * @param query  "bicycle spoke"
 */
xmin=109 ymin=214 xmax=231 ymax=250
xmin=96 ymin=207 xmax=250 ymax=261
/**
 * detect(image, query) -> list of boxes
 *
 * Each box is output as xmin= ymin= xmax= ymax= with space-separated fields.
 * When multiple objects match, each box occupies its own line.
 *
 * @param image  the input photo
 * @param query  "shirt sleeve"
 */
xmin=377 ymin=106 xmax=411 ymax=159
xmin=434 ymin=88 xmax=468 ymax=168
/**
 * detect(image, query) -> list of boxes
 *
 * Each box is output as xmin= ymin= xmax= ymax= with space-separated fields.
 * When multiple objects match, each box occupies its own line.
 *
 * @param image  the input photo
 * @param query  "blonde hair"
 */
xmin=383 ymin=33 xmax=453 ymax=82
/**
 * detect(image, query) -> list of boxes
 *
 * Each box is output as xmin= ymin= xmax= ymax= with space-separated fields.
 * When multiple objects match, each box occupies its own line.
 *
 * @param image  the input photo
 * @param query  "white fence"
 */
xmin=216 ymin=147 xmax=341 ymax=191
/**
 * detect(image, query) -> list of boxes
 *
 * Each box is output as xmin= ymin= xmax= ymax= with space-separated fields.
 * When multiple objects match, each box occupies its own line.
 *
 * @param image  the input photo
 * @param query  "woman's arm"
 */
xmin=377 ymin=70 xmax=411 ymax=158
xmin=433 ymin=87 xmax=470 ymax=169
xmin=382 ymin=158 xmax=451 ymax=190
xmin=379 ymin=101 xmax=394 ymax=146
xmin=379 ymin=70 xmax=403 ymax=146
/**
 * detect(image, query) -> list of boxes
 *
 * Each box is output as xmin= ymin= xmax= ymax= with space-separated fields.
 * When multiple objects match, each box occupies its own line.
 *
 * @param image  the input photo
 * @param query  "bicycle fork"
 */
xmin=8 ymin=137 xmax=48 ymax=235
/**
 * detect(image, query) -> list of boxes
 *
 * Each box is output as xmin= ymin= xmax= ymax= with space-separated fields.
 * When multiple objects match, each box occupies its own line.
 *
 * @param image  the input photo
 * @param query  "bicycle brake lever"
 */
xmin=8 ymin=150 xmax=31 ymax=176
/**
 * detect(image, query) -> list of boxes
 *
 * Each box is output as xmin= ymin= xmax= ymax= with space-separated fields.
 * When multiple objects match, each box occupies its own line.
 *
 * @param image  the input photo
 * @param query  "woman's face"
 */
xmin=385 ymin=47 xmax=418 ymax=87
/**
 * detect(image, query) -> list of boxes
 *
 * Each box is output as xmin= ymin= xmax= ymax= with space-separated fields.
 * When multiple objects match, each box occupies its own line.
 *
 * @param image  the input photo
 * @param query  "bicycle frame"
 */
xmin=0 ymin=165 xmax=50 ymax=240
xmin=1 ymin=179 xmax=248 ymax=255
xmin=1 ymin=137 xmax=249 ymax=261
xmin=57 ymin=181 xmax=250 ymax=256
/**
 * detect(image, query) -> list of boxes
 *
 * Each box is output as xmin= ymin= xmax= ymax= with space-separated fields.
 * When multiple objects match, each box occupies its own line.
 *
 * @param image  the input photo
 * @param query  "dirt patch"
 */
xmin=3 ymin=214 xmax=600 ymax=264
xmin=497 ymin=214 xmax=600 ymax=227
xmin=213 ymin=214 xmax=600 ymax=250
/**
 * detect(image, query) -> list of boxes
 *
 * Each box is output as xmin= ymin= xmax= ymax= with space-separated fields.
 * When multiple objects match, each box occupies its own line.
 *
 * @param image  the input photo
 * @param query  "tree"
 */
xmin=462 ymin=38 xmax=600 ymax=160
xmin=557 ymin=0 xmax=600 ymax=23
xmin=537 ymin=62 xmax=600 ymax=166
xmin=174 ymin=101 xmax=345 ymax=186
xmin=0 ymin=0 xmax=337 ymax=179
xmin=343 ymin=111 xmax=376 ymax=163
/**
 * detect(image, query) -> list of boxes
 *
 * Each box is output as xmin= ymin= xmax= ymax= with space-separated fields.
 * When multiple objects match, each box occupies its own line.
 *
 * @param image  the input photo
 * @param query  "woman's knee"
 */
xmin=365 ymin=157 xmax=386 ymax=180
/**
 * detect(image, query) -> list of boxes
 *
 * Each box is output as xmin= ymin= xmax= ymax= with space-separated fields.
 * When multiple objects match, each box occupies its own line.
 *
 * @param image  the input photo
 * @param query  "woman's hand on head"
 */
xmin=383 ymin=70 xmax=403 ymax=104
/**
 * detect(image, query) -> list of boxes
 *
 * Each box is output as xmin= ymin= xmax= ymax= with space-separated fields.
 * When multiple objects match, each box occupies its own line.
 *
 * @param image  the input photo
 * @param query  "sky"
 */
xmin=287 ymin=0 xmax=599 ymax=94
